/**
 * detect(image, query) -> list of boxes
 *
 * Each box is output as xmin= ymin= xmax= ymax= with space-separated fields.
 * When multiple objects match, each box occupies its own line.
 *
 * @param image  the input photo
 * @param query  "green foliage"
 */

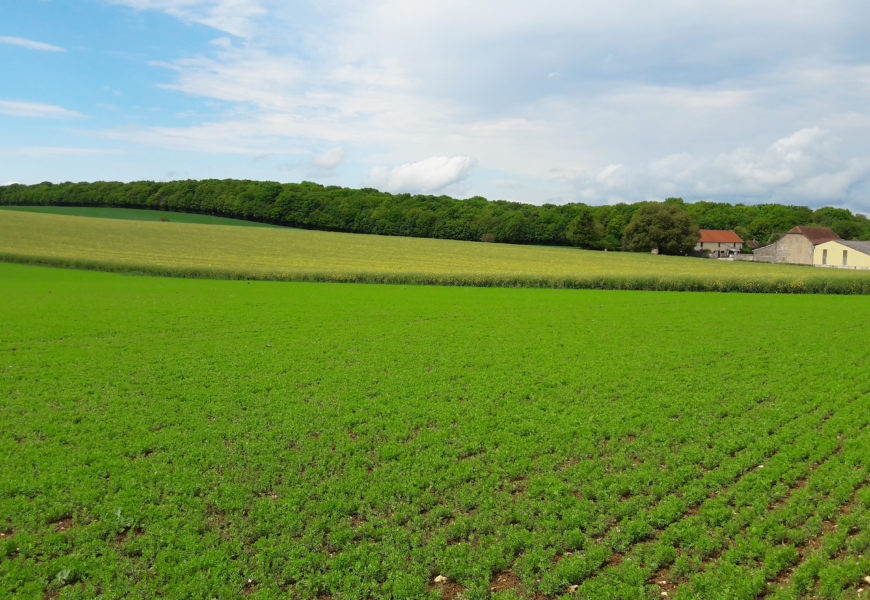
xmin=2 ymin=263 xmax=870 ymax=598
xmin=3 ymin=180 xmax=869 ymax=251
xmin=623 ymin=201 xmax=701 ymax=255
xmin=565 ymin=207 xmax=602 ymax=249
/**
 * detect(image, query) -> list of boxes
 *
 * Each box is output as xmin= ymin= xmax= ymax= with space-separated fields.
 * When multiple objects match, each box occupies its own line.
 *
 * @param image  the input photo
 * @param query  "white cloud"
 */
xmin=152 ymin=49 xmax=308 ymax=109
xmin=0 ymin=36 xmax=65 ymax=52
xmin=794 ymin=158 xmax=870 ymax=200
xmin=311 ymin=147 xmax=344 ymax=170
xmin=107 ymin=0 xmax=266 ymax=37
xmin=82 ymin=1 xmax=870 ymax=208
xmin=368 ymin=156 xmax=474 ymax=194
xmin=0 ymin=100 xmax=83 ymax=118
xmin=570 ymin=127 xmax=870 ymax=205
xmin=596 ymin=164 xmax=626 ymax=189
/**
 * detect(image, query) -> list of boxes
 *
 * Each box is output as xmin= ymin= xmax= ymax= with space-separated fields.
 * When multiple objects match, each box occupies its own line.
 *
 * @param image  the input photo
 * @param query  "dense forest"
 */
xmin=2 ymin=179 xmax=868 ymax=250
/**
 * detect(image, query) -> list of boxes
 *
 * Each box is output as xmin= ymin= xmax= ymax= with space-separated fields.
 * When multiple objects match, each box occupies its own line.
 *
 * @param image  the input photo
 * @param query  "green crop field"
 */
xmin=2 ymin=262 xmax=869 ymax=599
xmin=2 ymin=210 xmax=870 ymax=293
xmin=0 ymin=205 xmax=279 ymax=228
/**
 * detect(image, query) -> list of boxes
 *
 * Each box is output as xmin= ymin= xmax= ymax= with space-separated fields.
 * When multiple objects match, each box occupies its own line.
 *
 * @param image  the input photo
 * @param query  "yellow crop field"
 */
xmin=2 ymin=210 xmax=869 ymax=292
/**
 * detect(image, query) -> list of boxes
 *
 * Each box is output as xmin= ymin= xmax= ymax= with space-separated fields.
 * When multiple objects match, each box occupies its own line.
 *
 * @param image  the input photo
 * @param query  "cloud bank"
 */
xmin=369 ymin=156 xmax=474 ymax=194
xmin=8 ymin=1 xmax=870 ymax=214
xmin=573 ymin=128 xmax=870 ymax=206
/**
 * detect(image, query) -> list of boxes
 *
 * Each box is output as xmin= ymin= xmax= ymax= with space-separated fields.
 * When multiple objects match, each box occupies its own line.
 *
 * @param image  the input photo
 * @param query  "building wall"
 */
xmin=813 ymin=241 xmax=870 ymax=269
xmin=695 ymin=241 xmax=741 ymax=257
xmin=753 ymin=234 xmax=814 ymax=265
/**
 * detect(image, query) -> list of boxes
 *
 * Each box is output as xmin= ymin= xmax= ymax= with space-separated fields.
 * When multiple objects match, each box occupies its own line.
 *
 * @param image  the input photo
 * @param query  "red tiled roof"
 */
xmin=786 ymin=226 xmax=841 ymax=244
xmin=698 ymin=229 xmax=743 ymax=243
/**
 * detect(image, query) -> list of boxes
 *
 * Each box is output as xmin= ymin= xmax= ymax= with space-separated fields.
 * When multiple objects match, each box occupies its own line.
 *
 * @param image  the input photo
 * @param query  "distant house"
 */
xmin=814 ymin=240 xmax=870 ymax=269
xmin=695 ymin=229 xmax=743 ymax=258
xmin=753 ymin=226 xmax=840 ymax=265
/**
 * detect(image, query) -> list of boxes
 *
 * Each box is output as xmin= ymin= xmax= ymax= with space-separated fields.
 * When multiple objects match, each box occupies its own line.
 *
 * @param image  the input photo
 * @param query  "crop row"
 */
xmin=2 ymin=264 xmax=869 ymax=599
xmin=4 ymin=251 xmax=870 ymax=295
xmin=512 ymin=401 xmax=862 ymax=595
xmin=555 ymin=399 xmax=870 ymax=599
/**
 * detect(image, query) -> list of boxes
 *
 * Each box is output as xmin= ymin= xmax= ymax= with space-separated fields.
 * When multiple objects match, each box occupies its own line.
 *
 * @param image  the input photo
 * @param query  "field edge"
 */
xmin=2 ymin=252 xmax=868 ymax=294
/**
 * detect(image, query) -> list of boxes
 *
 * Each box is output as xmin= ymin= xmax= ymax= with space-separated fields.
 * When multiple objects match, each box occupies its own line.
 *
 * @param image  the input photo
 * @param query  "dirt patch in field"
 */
xmin=605 ymin=552 xmax=624 ymax=568
xmin=51 ymin=517 xmax=74 ymax=533
xmin=509 ymin=476 xmax=527 ymax=497
xmin=113 ymin=526 xmax=144 ymax=545
xmin=428 ymin=576 xmax=465 ymax=600
xmin=648 ymin=565 xmax=680 ymax=594
xmin=43 ymin=582 xmax=85 ymax=600
xmin=490 ymin=570 xmax=522 ymax=592
xmin=206 ymin=506 xmax=231 ymax=537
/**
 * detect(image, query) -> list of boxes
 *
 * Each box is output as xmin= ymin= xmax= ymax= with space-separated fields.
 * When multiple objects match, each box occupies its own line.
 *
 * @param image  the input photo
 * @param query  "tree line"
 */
xmin=1 ymin=179 xmax=868 ymax=249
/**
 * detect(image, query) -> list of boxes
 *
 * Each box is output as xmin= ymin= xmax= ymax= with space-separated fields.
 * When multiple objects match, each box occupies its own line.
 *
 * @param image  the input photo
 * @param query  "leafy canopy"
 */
xmin=565 ymin=206 xmax=603 ymax=249
xmin=623 ymin=199 xmax=700 ymax=255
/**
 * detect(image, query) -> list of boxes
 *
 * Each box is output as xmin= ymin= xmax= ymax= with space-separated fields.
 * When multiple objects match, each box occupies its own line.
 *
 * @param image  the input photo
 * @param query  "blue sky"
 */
xmin=3 ymin=1 xmax=870 ymax=214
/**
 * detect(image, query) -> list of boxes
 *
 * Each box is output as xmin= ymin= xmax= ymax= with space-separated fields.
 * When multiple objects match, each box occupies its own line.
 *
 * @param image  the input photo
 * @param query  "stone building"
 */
xmin=695 ymin=229 xmax=743 ymax=258
xmin=752 ymin=226 xmax=840 ymax=265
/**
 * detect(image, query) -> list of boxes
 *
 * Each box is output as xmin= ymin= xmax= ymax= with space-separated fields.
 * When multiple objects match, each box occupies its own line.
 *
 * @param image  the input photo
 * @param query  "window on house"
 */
xmin=822 ymin=249 xmax=827 ymax=265
xmin=843 ymin=250 xmax=848 ymax=266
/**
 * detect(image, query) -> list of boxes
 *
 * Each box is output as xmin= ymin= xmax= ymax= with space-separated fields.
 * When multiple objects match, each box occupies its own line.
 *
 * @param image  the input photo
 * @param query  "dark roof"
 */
xmin=786 ymin=226 xmax=841 ymax=244
xmin=698 ymin=229 xmax=743 ymax=243
xmin=830 ymin=240 xmax=870 ymax=255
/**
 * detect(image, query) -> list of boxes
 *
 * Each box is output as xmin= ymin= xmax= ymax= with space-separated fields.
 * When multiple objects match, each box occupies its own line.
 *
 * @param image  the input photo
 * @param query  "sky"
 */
xmin=2 ymin=1 xmax=870 ymax=214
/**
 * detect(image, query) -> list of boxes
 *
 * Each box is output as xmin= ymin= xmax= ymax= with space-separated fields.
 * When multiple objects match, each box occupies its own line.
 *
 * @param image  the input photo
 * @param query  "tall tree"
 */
xmin=623 ymin=201 xmax=700 ymax=255
xmin=565 ymin=206 xmax=601 ymax=249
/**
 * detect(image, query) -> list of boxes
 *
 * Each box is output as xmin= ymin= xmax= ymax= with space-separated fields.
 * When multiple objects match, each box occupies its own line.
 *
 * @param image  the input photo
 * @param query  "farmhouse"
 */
xmin=814 ymin=240 xmax=870 ymax=269
xmin=695 ymin=229 xmax=743 ymax=258
xmin=752 ymin=226 xmax=840 ymax=265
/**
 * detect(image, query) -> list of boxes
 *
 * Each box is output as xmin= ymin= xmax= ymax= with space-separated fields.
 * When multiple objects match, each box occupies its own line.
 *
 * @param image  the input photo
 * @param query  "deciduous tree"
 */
xmin=623 ymin=201 xmax=699 ymax=255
